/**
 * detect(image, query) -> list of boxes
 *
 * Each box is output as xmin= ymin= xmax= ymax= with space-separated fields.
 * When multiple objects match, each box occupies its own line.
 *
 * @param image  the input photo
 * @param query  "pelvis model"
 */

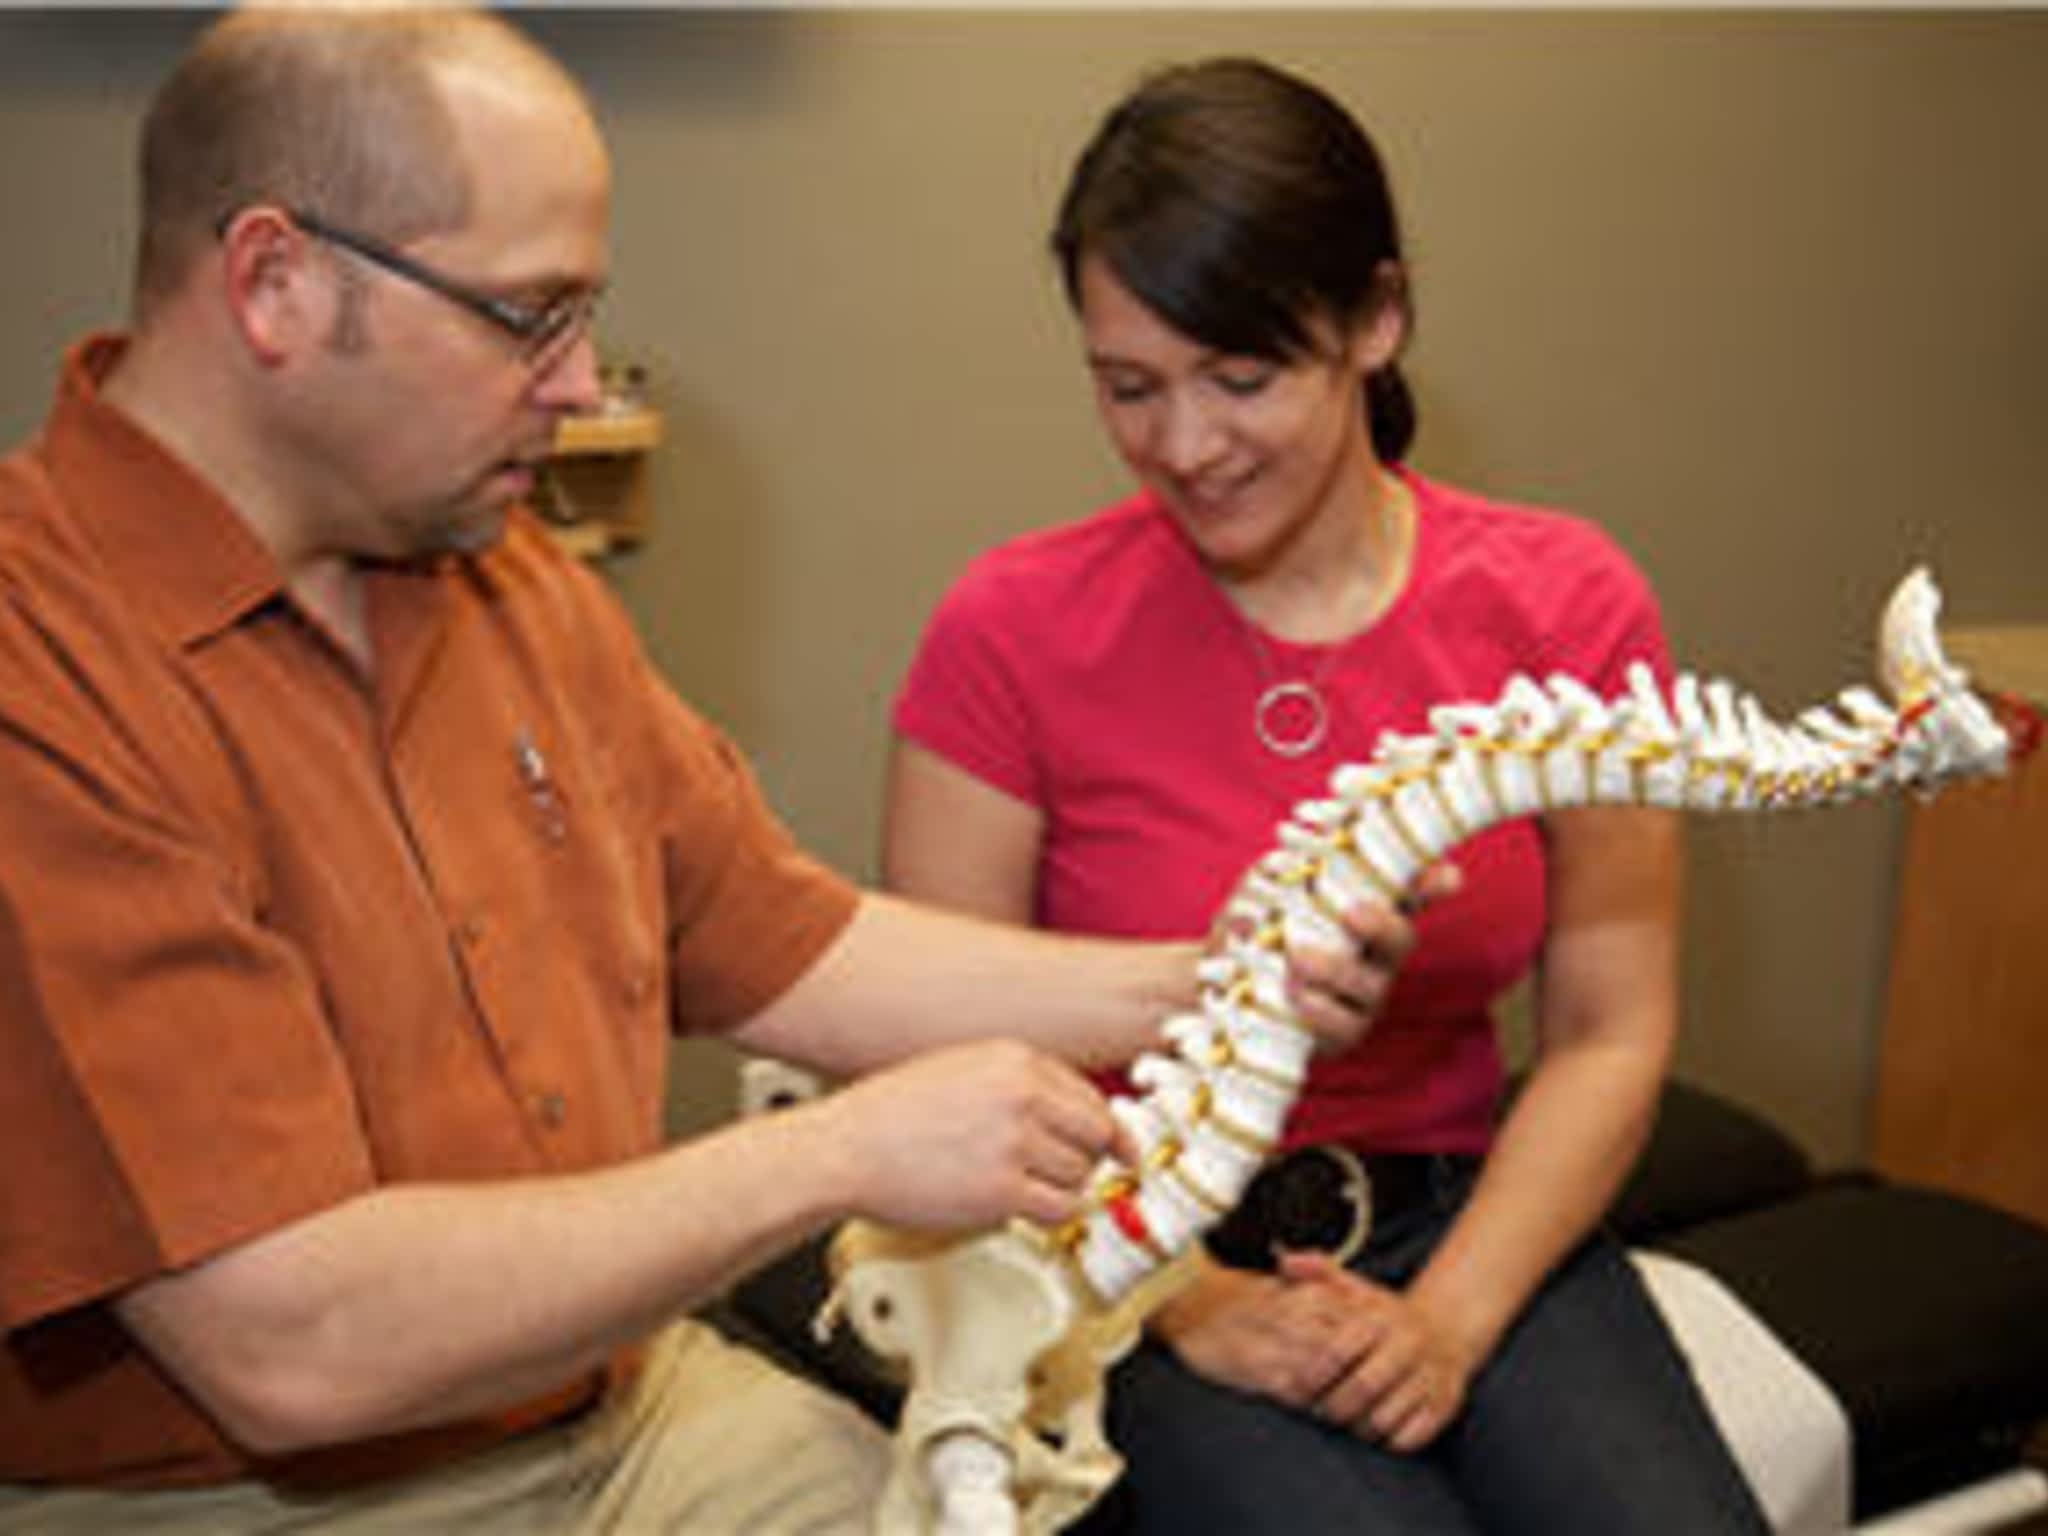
xmin=822 ymin=568 xmax=2029 ymax=1535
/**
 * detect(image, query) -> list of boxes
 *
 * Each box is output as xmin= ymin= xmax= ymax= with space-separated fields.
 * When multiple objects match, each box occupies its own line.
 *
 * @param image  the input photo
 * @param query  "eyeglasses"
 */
xmin=286 ymin=208 xmax=600 ymax=372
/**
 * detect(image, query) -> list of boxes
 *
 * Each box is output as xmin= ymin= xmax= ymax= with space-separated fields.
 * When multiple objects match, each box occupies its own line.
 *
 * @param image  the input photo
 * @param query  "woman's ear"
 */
xmin=216 ymin=206 xmax=323 ymax=367
xmin=1352 ymin=260 xmax=1410 ymax=374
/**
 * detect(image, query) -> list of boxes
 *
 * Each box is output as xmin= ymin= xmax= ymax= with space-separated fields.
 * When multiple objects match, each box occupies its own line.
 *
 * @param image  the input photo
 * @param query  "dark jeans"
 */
xmin=1077 ymin=1158 xmax=1770 ymax=1535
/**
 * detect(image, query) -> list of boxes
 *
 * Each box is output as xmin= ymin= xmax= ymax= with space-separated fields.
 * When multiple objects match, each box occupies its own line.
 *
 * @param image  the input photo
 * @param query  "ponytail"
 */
xmin=1366 ymin=363 xmax=1416 ymax=462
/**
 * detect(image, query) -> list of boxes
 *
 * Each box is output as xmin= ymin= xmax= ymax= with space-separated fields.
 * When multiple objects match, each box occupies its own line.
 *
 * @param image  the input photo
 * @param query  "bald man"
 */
xmin=0 ymin=9 xmax=1404 ymax=1532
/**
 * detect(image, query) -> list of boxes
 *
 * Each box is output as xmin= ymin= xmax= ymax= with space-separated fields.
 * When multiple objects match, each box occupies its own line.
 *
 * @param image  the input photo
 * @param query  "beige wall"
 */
xmin=3 ymin=11 xmax=2042 ymax=1164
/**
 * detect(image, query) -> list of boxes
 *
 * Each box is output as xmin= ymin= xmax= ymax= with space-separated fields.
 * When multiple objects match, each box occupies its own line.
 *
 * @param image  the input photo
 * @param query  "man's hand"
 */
xmin=818 ymin=1039 xmax=1128 ymax=1232
xmin=1282 ymin=863 xmax=1462 ymax=1053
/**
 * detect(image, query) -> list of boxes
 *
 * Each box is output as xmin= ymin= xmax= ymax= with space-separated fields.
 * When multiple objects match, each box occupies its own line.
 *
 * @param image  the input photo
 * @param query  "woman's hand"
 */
xmin=1152 ymin=1255 xmax=1373 ymax=1406
xmin=1155 ymin=1249 xmax=1484 ymax=1454
xmin=1280 ymin=1250 xmax=1483 ymax=1453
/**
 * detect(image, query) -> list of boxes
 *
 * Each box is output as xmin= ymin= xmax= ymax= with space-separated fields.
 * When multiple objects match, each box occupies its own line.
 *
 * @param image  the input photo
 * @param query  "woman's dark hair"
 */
xmin=1052 ymin=57 xmax=1416 ymax=462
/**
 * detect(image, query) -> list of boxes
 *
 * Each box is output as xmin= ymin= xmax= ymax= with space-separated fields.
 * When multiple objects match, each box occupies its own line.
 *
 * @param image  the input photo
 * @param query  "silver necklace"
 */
xmin=1217 ymin=479 xmax=1413 ymax=760
xmin=1240 ymin=623 xmax=1344 ymax=759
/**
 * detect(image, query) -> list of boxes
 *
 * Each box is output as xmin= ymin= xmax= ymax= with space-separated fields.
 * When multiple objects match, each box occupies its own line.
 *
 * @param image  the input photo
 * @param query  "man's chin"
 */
xmin=391 ymin=502 xmax=511 ymax=562
xmin=439 ymin=504 xmax=513 ymax=556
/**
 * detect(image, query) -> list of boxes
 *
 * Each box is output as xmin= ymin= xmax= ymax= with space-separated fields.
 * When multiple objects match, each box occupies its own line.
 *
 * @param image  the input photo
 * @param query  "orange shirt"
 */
xmin=0 ymin=338 xmax=859 ymax=1487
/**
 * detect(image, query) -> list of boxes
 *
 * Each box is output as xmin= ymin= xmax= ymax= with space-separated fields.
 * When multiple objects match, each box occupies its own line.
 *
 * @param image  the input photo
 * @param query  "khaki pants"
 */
xmin=0 ymin=1322 xmax=889 ymax=1534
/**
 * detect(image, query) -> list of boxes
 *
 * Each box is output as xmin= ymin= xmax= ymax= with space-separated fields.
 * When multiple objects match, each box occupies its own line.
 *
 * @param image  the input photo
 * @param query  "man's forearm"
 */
xmin=736 ymin=892 xmax=1198 ymax=1077
xmin=118 ymin=1099 xmax=867 ymax=1455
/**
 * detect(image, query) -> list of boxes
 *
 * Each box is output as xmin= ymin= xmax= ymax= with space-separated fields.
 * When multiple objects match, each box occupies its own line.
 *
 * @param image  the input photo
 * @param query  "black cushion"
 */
xmin=1661 ymin=1178 xmax=2048 ymax=1517
xmin=721 ymin=1077 xmax=1820 ymax=1428
xmin=711 ymin=1082 xmax=2048 ymax=1525
xmin=714 ymin=1232 xmax=905 ymax=1426
xmin=1607 ymin=1078 xmax=1815 ymax=1243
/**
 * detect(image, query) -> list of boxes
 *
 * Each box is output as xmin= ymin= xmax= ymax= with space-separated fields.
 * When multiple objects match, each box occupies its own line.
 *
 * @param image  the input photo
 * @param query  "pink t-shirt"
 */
xmin=893 ymin=471 xmax=1669 ymax=1154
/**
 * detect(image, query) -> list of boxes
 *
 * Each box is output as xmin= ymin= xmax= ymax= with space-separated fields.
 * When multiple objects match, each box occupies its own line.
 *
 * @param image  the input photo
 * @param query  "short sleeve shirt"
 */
xmin=894 ymin=473 xmax=1670 ymax=1155
xmin=0 ymin=338 xmax=858 ymax=1486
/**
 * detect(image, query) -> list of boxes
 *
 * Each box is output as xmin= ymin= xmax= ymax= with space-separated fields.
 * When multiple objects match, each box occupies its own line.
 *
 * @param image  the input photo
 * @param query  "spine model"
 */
xmin=827 ymin=568 xmax=2024 ymax=1536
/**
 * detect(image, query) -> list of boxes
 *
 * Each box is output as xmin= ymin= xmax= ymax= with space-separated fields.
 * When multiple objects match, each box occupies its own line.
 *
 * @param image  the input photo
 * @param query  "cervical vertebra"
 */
xmin=826 ymin=568 xmax=2022 ymax=1536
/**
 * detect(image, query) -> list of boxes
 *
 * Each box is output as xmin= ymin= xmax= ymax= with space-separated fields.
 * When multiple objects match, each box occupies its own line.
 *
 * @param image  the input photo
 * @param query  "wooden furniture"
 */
xmin=540 ymin=406 xmax=661 ymax=560
xmin=1874 ymin=624 xmax=2048 ymax=1229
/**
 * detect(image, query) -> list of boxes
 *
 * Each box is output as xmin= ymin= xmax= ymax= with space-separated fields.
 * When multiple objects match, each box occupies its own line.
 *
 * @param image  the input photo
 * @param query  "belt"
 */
xmin=1204 ymin=1147 xmax=1478 ymax=1273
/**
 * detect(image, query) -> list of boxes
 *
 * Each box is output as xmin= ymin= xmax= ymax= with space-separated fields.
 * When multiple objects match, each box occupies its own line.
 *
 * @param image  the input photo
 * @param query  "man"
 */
xmin=0 ymin=10 xmax=1407 ymax=1530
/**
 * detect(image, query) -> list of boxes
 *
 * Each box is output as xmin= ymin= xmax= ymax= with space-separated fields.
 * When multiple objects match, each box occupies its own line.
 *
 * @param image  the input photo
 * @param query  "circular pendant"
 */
xmin=1254 ymin=681 xmax=1330 ymax=758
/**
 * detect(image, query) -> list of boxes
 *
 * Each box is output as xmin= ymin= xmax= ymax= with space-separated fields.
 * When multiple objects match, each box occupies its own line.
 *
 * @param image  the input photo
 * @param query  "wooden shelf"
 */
xmin=1873 ymin=624 xmax=2048 ymax=1227
xmin=541 ymin=407 xmax=661 ymax=559
xmin=1946 ymin=625 xmax=2048 ymax=709
xmin=553 ymin=409 xmax=662 ymax=458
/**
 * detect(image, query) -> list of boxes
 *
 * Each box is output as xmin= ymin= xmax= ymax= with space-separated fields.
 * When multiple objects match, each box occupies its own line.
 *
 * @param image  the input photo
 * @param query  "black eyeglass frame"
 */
xmin=227 ymin=206 xmax=600 ymax=366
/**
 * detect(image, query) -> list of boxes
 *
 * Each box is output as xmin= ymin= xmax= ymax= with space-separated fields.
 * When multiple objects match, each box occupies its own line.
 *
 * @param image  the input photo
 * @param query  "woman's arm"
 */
xmin=881 ymin=738 xmax=1045 ymax=923
xmin=1408 ymin=804 xmax=1679 ymax=1353
xmin=1305 ymin=802 xmax=1681 ymax=1448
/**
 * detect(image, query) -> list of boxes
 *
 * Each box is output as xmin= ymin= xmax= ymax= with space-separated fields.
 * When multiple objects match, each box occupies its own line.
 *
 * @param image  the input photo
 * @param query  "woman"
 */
xmin=883 ymin=57 xmax=1766 ymax=1535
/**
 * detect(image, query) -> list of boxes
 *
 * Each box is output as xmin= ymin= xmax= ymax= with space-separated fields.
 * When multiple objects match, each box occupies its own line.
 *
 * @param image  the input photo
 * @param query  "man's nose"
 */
xmin=533 ymin=329 xmax=605 ymax=416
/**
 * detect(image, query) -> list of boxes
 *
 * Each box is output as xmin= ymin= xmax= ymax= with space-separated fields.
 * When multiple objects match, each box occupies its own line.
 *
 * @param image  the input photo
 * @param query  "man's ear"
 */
xmin=216 ymin=206 xmax=323 ymax=366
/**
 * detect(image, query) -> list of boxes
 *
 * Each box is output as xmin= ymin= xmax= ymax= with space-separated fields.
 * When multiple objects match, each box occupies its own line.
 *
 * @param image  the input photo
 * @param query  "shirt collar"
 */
xmin=40 ymin=334 xmax=291 ymax=650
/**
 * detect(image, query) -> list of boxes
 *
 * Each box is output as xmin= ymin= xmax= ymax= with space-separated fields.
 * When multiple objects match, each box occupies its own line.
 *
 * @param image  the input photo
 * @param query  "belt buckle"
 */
xmin=1207 ymin=1144 xmax=1374 ymax=1271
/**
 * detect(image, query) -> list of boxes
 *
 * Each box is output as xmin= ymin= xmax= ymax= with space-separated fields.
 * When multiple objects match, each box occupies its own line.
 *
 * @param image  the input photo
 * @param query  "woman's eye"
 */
xmin=1100 ymin=374 xmax=1157 ymax=405
xmin=1212 ymin=367 xmax=1274 ymax=398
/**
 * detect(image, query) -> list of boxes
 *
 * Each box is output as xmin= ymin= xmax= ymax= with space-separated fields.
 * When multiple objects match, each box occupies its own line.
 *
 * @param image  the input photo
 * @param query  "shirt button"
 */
xmin=456 ymin=915 xmax=486 ymax=948
xmin=535 ymin=1090 xmax=567 ymax=1129
xmin=622 ymin=972 xmax=654 ymax=1007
